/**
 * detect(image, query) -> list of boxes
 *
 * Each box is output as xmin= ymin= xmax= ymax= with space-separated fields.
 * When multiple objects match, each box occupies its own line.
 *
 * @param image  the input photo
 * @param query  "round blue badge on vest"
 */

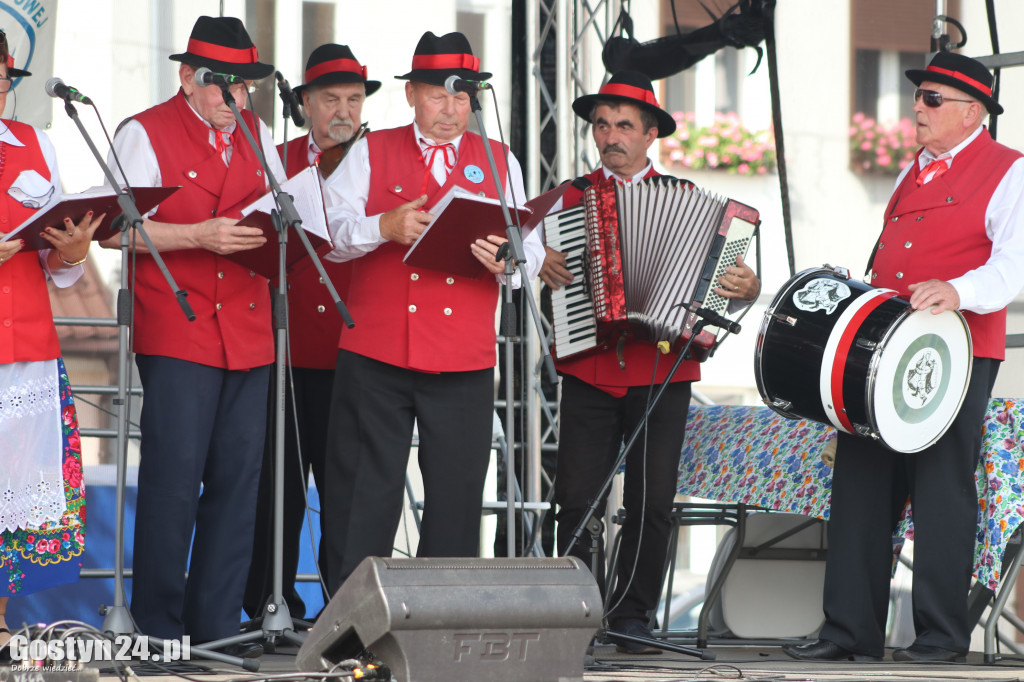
xmin=464 ymin=165 xmax=485 ymax=184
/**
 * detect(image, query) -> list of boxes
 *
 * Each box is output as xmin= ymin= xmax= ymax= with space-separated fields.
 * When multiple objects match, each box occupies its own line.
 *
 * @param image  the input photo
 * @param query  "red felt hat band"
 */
xmin=411 ymin=52 xmax=480 ymax=71
xmin=305 ymin=58 xmax=367 ymax=82
xmin=186 ymin=38 xmax=260 ymax=65
xmin=925 ymin=64 xmax=992 ymax=96
xmin=599 ymin=83 xmax=660 ymax=108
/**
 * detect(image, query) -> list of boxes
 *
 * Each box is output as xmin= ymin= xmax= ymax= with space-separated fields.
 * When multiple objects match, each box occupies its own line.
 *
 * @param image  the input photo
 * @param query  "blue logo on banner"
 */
xmin=0 ymin=0 xmax=45 ymax=88
xmin=464 ymin=165 xmax=484 ymax=184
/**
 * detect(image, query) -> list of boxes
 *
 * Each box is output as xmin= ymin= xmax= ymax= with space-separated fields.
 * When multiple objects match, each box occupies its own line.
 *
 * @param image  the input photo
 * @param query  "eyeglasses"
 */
xmin=915 ymin=88 xmax=974 ymax=108
xmin=0 ymin=78 xmax=12 ymax=94
xmin=228 ymin=80 xmax=258 ymax=96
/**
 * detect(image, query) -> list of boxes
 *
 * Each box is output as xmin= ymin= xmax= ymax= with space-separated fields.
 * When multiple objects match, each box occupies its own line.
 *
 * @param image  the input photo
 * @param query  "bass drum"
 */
xmin=754 ymin=266 xmax=972 ymax=453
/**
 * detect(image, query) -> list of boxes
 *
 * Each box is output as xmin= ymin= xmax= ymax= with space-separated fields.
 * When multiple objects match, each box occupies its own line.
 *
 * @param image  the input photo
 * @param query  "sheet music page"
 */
xmin=240 ymin=165 xmax=329 ymax=241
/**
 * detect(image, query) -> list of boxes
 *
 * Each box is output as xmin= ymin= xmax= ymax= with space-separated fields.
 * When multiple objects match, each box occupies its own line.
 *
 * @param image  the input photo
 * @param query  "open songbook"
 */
xmin=231 ymin=165 xmax=333 ymax=279
xmin=1 ymin=186 xmax=179 ymax=249
xmin=403 ymin=185 xmax=532 ymax=279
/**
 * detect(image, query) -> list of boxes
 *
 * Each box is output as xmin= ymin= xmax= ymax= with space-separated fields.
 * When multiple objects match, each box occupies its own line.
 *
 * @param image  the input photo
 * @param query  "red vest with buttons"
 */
xmin=0 ymin=121 xmax=61 ymax=363
xmin=130 ymin=91 xmax=273 ymax=370
xmin=278 ymin=134 xmax=351 ymax=370
xmin=874 ymin=129 xmax=1020 ymax=361
xmin=338 ymin=124 xmax=507 ymax=372
xmin=554 ymin=168 xmax=701 ymax=397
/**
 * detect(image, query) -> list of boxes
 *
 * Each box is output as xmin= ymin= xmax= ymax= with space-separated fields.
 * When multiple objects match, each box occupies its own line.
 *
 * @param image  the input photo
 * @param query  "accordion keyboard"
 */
xmin=545 ymin=206 xmax=598 ymax=360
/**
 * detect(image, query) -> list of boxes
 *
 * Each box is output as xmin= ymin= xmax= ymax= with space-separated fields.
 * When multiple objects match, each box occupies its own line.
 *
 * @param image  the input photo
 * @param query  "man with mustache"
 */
xmin=784 ymin=52 xmax=1024 ymax=664
xmin=533 ymin=71 xmax=759 ymax=652
xmin=244 ymin=44 xmax=378 ymax=622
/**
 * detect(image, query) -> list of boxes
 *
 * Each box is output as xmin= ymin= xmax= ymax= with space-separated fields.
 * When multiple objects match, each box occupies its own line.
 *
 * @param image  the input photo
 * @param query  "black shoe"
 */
xmin=610 ymin=620 xmax=663 ymax=655
xmin=892 ymin=644 xmax=965 ymax=662
xmin=782 ymin=639 xmax=881 ymax=662
xmin=221 ymin=642 xmax=264 ymax=659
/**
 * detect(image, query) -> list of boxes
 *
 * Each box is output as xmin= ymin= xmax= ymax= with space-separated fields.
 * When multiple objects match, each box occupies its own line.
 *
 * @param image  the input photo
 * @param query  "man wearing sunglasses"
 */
xmin=785 ymin=52 xmax=1024 ymax=663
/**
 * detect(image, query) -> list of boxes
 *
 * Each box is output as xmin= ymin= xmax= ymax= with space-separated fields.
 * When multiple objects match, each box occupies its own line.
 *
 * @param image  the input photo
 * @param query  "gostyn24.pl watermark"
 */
xmin=7 ymin=635 xmax=191 ymax=663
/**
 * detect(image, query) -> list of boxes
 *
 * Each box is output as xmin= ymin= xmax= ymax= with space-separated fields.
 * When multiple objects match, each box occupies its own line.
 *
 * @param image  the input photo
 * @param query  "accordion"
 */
xmin=545 ymin=177 xmax=759 ymax=362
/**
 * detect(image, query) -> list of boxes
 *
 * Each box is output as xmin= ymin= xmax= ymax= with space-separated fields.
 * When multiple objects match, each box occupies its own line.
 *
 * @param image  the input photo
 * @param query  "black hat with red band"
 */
xmin=906 ymin=51 xmax=1002 ymax=116
xmin=294 ymin=44 xmax=380 ymax=98
xmin=396 ymin=31 xmax=491 ymax=86
xmin=170 ymin=15 xmax=273 ymax=81
xmin=6 ymin=54 xmax=29 ymax=79
xmin=572 ymin=70 xmax=676 ymax=138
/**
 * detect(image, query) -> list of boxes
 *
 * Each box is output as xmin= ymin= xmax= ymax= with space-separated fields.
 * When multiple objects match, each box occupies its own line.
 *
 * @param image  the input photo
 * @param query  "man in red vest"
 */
xmin=244 ymin=44 xmax=379 ymax=621
xmin=320 ymin=31 xmax=542 ymax=593
xmin=535 ymin=71 xmax=760 ymax=652
xmin=103 ymin=16 xmax=285 ymax=656
xmin=784 ymin=52 xmax=1024 ymax=663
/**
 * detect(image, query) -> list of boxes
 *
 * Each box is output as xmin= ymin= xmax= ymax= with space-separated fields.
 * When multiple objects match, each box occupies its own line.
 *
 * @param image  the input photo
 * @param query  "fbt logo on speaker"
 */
xmin=453 ymin=631 xmax=541 ymax=662
xmin=6 ymin=635 xmax=191 ymax=664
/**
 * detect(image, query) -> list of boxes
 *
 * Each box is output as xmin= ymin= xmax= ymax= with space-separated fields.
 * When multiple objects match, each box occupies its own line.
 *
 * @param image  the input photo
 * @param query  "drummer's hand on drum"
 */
xmin=715 ymin=254 xmax=761 ymax=301
xmin=539 ymin=246 xmax=574 ymax=289
xmin=908 ymin=279 xmax=960 ymax=314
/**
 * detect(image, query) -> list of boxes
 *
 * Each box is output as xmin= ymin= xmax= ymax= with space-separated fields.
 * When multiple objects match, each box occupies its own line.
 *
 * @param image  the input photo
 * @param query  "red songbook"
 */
xmin=228 ymin=165 xmax=333 ymax=280
xmin=403 ymin=186 xmax=532 ymax=279
xmin=2 ymin=186 xmax=180 ymax=250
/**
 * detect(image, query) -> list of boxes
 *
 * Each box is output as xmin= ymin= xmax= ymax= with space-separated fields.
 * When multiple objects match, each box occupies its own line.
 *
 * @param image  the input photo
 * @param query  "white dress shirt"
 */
xmin=892 ymin=124 xmax=1024 ymax=314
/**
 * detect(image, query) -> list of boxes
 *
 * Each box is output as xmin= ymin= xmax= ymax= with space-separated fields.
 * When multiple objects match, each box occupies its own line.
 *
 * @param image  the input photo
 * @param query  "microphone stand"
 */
xmin=466 ymin=88 xmax=556 ymax=558
xmin=561 ymin=309 xmax=729 ymax=661
xmin=202 ymin=86 xmax=352 ymax=656
xmin=59 ymin=100 xmax=264 ymax=669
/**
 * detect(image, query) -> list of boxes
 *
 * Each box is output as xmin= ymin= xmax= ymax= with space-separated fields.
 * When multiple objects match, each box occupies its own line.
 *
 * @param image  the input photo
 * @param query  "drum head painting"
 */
xmin=793 ymin=277 xmax=851 ymax=315
xmin=871 ymin=309 xmax=972 ymax=453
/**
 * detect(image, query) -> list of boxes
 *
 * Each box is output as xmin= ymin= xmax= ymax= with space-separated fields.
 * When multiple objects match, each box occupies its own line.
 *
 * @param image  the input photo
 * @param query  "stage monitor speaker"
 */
xmin=296 ymin=556 xmax=602 ymax=682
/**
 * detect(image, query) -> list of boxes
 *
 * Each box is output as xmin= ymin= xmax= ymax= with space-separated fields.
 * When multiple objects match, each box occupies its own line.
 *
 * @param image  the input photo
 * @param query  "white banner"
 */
xmin=0 ymin=0 xmax=57 ymax=129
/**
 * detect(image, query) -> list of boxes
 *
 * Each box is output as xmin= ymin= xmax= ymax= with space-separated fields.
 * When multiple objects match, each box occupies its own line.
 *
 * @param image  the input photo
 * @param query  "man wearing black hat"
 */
xmin=103 ymin=16 xmax=285 ymax=653
xmin=534 ymin=70 xmax=760 ymax=652
xmin=244 ymin=44 xmax=379 ymax=621
xmin=320 ymin=31 xmax=542 ymax=593
xmin=784 ymin=52 xmax=1024 ymax=663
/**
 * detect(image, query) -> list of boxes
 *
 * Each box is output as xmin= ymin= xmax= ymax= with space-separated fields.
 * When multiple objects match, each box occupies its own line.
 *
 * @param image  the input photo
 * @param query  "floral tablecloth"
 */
xmin=679 ymin=399 xmax=1024 ymax=590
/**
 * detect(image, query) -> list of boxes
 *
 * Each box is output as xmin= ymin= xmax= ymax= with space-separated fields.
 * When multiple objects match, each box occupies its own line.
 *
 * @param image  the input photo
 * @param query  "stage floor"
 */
xmin=60 ymin=640 xmax=1024 ymax=682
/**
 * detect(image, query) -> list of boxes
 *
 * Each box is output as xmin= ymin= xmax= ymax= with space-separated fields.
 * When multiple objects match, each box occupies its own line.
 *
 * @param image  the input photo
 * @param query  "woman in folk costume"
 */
xmin=0 ymin=32 xmax=103 ymax=657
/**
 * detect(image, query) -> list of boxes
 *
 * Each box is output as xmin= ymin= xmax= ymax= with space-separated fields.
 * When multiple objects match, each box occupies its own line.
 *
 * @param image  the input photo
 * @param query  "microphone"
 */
xmin=275 ymin=71 xmax=305 ymax=127
xmin=44 ymin=78 xmax=93 ymax=105
xmin=444 ymin=75 xmax=491 ymax=96
xmin=695 ymin=307 xmax=742 ymax=335
xmin=193 ymin=67 xmax=243 ymax=88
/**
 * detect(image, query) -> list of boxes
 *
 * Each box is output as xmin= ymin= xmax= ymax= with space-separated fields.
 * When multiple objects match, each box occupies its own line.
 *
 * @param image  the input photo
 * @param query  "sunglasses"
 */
xmin=915 ymin=88 xmax=974 ymax=108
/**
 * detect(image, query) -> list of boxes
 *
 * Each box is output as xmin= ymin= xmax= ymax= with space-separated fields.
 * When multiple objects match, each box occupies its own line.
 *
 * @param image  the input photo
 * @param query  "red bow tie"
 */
xmin=916 ymin=157 xmax=950 ymax=186
xmin=419 ymin=140 xmax=456 ymax=194
xmin=214 ymin=130 xmax=233 ymax=155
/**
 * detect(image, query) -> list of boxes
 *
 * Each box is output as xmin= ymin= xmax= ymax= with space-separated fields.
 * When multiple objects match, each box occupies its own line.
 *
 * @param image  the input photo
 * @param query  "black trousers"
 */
xmin=244 ymin=366 xmax=333 ymax=620
xmin=554 ymin=374 xmax=691 ymax=626
xmin=819 ymin=357 xmax=999 ymax=657
xmin=322 ymin=350 xmax=495 ymax=595
xmin=132 ymin=354 xmax=270 ymax=641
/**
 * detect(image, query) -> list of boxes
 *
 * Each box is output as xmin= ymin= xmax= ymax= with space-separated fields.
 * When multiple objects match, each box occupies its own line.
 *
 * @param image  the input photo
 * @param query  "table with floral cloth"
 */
xmin=678 ymin=399 xmax=1024 ymax=591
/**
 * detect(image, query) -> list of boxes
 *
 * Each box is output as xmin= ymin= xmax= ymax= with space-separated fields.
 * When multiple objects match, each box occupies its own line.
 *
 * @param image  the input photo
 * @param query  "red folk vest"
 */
xmin=873 ymin=129 xmax=1019 ymax=360
xmin=555 ymin=168 xmax=701 ymax=396
xmin=278 ymin=134 xmax=352 ymax=370
xmin=0 ymin=121 xmax=61 ymax=363
xmin=338 ymin=124 xmax=508 ymax=372
xmin=131 ymin=91 xmax=273 ymax=370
